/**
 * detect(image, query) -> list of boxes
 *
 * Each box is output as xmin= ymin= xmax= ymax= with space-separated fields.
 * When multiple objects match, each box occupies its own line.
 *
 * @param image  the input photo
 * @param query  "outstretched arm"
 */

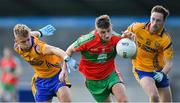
xmin=43 ymin=44 xmax=68 ymax=59
xmin=60 ymin=43 xmax=78 ymax=81
xmin=66 ymin=42 xmax=77 ymax=56
xmin=30 ymin=25 xmax=56 ymax=38
xmin=43 ymin=44 xmax=78 ymax=73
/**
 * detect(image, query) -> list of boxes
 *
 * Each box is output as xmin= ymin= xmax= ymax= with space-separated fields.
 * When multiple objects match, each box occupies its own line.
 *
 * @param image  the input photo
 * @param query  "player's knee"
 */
xmin=116 ymin=94 xmax=128 ymax=102
xmin=59 ymin=92 xmax=71 ymax=101
xmin=116 ymin=97 xmax=128 ymax=102
xmin=149 ymin=92 xmax=159 ymax=101
xmin=57 ymin=88 xmax=71 ymax=102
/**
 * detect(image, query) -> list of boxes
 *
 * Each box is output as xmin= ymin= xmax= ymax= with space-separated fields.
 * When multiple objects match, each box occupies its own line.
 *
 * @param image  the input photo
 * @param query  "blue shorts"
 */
xmin=32 ymin=70 xmax=71 ymax=102
xmin=134 ymin=69 xmax=169 ymax=88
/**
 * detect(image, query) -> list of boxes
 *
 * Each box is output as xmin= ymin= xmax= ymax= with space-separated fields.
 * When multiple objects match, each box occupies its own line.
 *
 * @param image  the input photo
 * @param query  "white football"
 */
xmin=116 ymin=38 xmax=137 ymax=58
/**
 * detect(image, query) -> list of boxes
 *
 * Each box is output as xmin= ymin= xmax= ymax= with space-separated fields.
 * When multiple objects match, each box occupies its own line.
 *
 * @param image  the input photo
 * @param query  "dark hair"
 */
xmin=96 ymin=15 xmax=111 ymax=29
xmin=151 ymin=5 xmax=169 ymax=20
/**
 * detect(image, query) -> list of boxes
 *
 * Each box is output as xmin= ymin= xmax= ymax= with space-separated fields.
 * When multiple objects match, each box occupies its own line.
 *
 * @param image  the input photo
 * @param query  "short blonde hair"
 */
xmin=13 ymin=24 xmax=31 ymax=37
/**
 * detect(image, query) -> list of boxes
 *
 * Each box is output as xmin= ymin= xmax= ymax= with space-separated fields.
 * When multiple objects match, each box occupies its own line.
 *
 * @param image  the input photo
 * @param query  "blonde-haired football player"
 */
xmin=13 ymin=24 xmax=78 ymax=102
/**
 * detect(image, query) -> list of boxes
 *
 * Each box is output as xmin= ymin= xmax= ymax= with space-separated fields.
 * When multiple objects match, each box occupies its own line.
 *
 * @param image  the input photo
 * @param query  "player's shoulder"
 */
xmin=30 ymin=31 xmax=41 ymax=38
xmin=32 ymin=36 xmax=46 ymax=46
xmin=129 ymin=22 xmax=147 ymax=30
xmin=111 ymin=31 xmax=121 ymax=43
xmin=111 ymin=35 xmax=121 ymax=44
xmin=77 ymin=31 xmax=96 ymax=44
xmin=161 ymin=30 xmax=172 ymax=40
xmin=132 ymin=22 xmax=146 ymax=28
xmin=32 ymin=35 xmax=39 ymax=41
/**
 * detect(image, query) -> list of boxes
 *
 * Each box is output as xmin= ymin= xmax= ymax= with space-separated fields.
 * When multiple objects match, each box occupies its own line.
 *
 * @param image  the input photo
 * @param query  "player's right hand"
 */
xmin=39 ymin=25 xmax=56 ymax=37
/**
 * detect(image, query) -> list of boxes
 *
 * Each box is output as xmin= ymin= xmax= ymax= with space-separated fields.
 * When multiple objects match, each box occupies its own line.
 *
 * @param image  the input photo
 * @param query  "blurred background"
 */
xmin=0 ymin=0 xmax=179 ymax=102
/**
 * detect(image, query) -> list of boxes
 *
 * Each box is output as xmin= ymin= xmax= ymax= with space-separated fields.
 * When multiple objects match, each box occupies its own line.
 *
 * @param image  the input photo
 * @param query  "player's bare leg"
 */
xmin=158 ymin=86 xmax=172 ymax=102
xmin=56 ymin=86 xmax=71 ymax=102
xmin=112 ymin=83 xmax=128 ymax=102
xmin=140 ymin=77 xmax=160 ymax=102
xmin=43 ymin=99 xmax=52 ymax=103
xmin=103 ymin=96 xmax=111 ymax=103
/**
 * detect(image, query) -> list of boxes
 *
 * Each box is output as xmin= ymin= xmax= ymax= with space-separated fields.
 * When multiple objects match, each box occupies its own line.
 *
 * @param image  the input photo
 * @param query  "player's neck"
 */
xmin=20 ymin=46 xmax=32 ymax=52
xmin=149 ymin=26 xmax=163 ymax=35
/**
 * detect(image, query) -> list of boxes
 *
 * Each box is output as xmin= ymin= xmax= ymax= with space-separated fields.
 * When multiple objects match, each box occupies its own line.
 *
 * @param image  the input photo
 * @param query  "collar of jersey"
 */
xmin=143 ymin=22 xmax=165 ymax=37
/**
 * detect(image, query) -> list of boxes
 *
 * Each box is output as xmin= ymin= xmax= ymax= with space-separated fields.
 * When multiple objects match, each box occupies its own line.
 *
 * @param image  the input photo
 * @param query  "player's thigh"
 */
xmin=56 ymin=86 xmax=71 ymax=102
xmin=139 ymin=77 xmax=159 ymax=96
xmin=158 ymin=86 xmax=172 ymax=102
xmin=111 ymin=83 xmax=127 ymax=100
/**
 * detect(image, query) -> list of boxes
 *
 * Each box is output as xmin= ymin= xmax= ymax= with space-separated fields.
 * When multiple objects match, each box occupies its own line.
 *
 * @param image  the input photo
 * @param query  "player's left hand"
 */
xmin=65 ymin=57 xmax=78 ymax=73
xmin=153 ymin=72 xmax=164 ymax=82
xmin=39 ymin=24 xmax=56 ymax=36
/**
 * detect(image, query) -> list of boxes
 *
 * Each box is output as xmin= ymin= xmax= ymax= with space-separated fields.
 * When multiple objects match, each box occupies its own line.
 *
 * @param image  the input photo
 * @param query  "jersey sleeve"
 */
xmin=127 ymin=23 xmax=135 ymax=32
xmin=162 ymin=34 xmax=173 ymax=60
xmin=73 ymin=36 xmax=87 ymax=52
xmin=127 ymin=22 xmax=144 ymax=33
xmin=30 ymin=31 xmax=41 ymax=38
xmin=73 ymin=33 xmax=95 ymax=52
